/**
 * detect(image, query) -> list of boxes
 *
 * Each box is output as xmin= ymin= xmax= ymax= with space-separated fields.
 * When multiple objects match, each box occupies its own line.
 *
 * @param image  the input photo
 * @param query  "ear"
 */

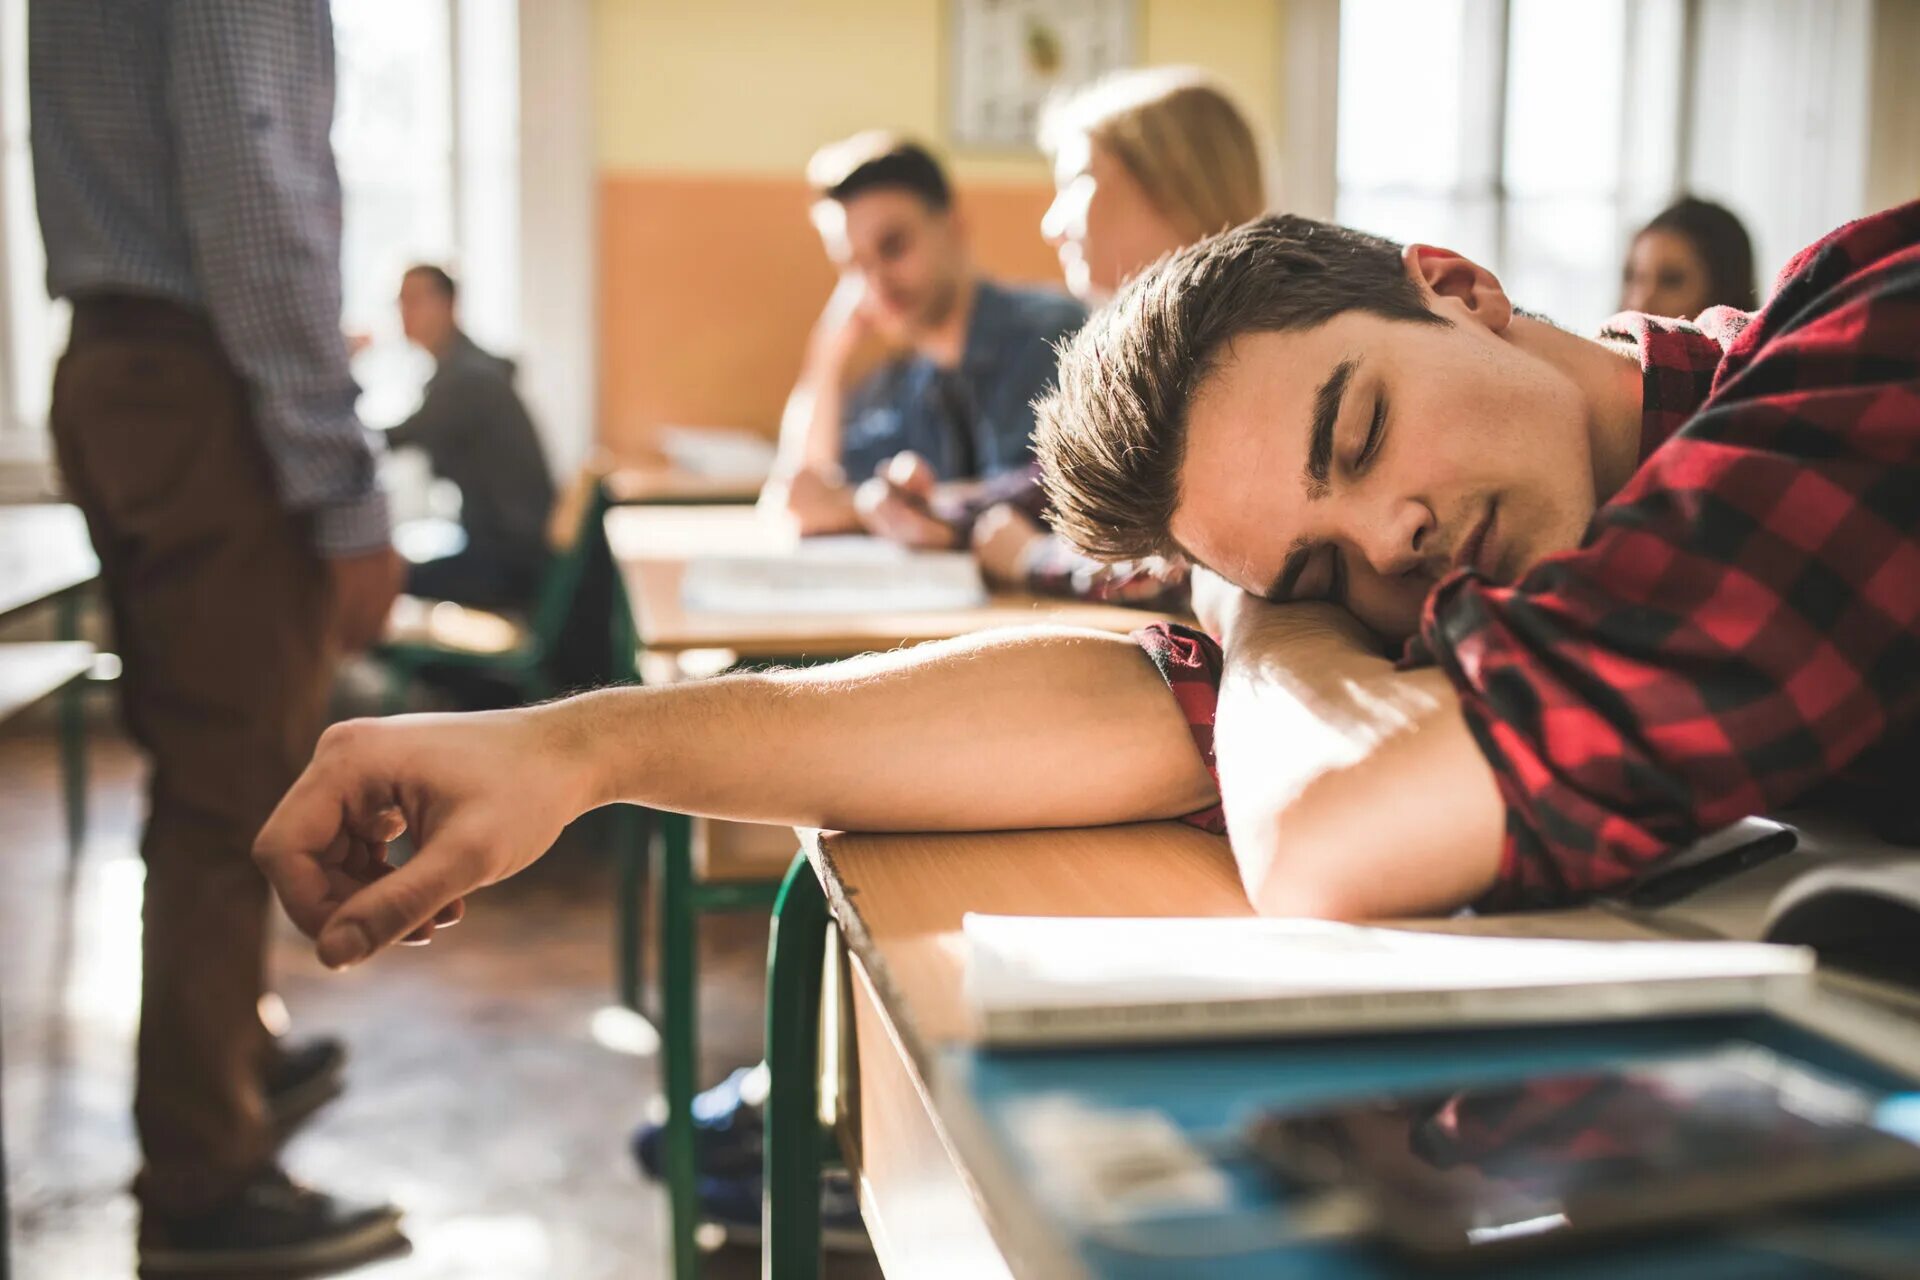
xmin=1402 ymin=244 xmax=1513 ymax=332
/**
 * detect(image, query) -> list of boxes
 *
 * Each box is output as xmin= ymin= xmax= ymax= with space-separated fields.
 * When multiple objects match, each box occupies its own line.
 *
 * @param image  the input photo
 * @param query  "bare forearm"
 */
xmin=554 ymin=626 xmax=1217 ymax=832
xmin=777 ymin=337 xmax=856 ymax=473
xmin=1213 ymin=602 xmax=1503 ymax=917
xmin=258 ymin=622 xmax=1207 ymax=967
xmin=767 ymin=359 xmax=863 ymax=533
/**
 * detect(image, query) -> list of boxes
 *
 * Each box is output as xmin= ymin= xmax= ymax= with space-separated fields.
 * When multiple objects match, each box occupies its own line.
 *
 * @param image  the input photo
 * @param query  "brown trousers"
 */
xmin=50 ymin=296 xmax=336 ymax=1215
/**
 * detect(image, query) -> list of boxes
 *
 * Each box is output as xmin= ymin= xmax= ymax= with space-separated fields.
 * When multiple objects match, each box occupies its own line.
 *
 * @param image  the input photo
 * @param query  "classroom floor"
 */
xmin=1 ymin=724 xmax=883 ymax=1280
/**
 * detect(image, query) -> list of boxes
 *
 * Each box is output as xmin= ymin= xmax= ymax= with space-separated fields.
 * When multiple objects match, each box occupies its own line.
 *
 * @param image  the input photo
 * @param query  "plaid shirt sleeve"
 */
xmin=167 ymin=4 xmax=387 ymax=554
xmin=1419 ymin=201 xmax=1920 ymax=909
xmin=1134 ymin=622 xmax=1228 ymax=834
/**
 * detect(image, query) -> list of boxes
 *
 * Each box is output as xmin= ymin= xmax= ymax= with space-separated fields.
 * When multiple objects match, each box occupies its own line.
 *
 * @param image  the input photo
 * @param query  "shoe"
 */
xmin=139 ymin=1167 xmax=406 ymax=1276
xmin=699 ymin=1167 xmax=870 ymax=1254
xmin=631 ymin=1063 xmax=766 ymax=1182
xmin=265 ymin=1037 xmax=347 ymax=1143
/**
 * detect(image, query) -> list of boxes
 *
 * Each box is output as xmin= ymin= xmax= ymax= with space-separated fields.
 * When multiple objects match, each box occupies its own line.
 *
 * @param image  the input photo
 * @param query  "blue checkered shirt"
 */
xmin=30 ymin=0 xmax=387 ymax=554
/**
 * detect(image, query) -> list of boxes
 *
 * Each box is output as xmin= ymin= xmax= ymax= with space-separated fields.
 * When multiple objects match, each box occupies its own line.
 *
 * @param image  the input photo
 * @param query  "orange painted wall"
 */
xmin=597 ymin=173 xmax=1065 ymax=460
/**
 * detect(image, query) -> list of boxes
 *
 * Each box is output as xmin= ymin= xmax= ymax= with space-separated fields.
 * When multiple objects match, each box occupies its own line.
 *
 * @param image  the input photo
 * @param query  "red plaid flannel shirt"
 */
xmin=1137 ymin=200 xmax=1920 ymax=908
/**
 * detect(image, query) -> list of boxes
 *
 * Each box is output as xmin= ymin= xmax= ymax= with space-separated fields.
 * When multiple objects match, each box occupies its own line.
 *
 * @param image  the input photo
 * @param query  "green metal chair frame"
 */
xmin=56 ymin=590 xmax=90 ymax=859
xmin=376 ymin=482 xmax=610 ymax=715
xmin=603 ymin=512 xmax=799 ymax=1279
xmin=763 ymin=853 xmax=830 ymax=1280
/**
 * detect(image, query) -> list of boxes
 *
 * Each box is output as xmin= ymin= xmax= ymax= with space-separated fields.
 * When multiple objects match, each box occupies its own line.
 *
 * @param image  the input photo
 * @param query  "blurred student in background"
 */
xmin=761 ymin=133 xmax=1085 ymax=544
xmin=1621 ymin=196 xmax=1759 ymax=319
xmin=971 ymin=68 xmax=1269 ymax=607
xmin=386 ymin=264 xmax=555 ymax=611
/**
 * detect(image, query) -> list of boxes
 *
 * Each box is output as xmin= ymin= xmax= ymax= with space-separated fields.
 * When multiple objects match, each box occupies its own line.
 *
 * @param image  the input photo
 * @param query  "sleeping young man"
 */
xmin=256 ymin=201 xmax=1919 ymax=968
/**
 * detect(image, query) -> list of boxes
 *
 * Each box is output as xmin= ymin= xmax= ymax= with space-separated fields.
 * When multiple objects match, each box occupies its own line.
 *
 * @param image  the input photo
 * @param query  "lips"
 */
xmin=1454 ymin=499 xmax=1499 ymax=576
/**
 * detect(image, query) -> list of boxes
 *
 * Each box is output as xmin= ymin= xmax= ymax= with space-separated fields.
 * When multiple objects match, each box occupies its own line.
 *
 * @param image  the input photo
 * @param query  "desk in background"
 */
xmin=0 ymin=504 xmax=102 ymax=855
xmin=603 ymin=505 xmax=1162 ymax=666
xmin=763 ymin=825 xmax=1920 ymax=1279
xmin=601 ymin=503 xmax=1177 ymax=1279
xmin=0 ymin=504 xmax=97 ymax=624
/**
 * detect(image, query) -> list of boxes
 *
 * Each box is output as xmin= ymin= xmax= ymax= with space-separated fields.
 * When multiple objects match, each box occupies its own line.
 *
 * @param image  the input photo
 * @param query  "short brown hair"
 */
xmin=806 ymin=132 xmax=952 ymax=211
xmin=1035 ymin=214 xmax=1447 ymax=563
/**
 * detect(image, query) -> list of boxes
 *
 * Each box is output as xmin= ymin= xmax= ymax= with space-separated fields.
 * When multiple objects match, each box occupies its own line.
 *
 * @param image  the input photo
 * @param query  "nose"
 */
xmin=1042 ymin=178 xmax=1093 ymax=247
xmin=1041 ymin=191 xmax=1072 ymax=246
xmin=1351 ymin=495 xmax=1433 ymax=579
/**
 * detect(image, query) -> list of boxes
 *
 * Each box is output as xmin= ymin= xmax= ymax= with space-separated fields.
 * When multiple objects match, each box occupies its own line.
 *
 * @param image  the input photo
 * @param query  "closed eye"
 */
xmin=1357 ymin=394 xmax=1387 ymax=468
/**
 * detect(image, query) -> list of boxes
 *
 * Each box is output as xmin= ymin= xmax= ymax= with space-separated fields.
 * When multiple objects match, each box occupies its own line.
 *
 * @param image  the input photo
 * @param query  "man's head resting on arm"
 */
xmin=1035 ymin=214 xmax=1645 ymax=645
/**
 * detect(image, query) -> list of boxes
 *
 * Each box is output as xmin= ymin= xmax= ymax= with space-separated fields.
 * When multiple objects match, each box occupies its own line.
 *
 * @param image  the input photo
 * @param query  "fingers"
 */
xmin=314 ymin=829 xmax=491 ymax=969
xmin=255 ymin=764 xmax=356 ymax=938
xmin=855 ymin=478 xmax=958 ymax=549
xmin=254 ymin=725 xmax=409 ymax=936
xmin=881 ymin=451 xmax=937 ymax=498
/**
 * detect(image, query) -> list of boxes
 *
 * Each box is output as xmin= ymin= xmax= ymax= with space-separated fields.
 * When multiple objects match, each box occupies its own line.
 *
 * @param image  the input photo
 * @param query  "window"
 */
xmin=1336 ymin=0 xmax=1685 ymax=334
xmin=333 ymin=0 xmax=519 ymax=433
xmin=0 ymin=0 xmax=518 ymax=455
xmin=0 ymin=0 xmax=67 ymax=455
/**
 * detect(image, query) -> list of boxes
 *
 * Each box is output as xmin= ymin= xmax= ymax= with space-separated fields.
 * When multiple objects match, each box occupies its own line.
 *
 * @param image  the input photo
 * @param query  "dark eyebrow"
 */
xmin=1265 ymin=536 xmax=1314 ymax=603
xmin=1305 ymin=357 xmax=1356 ymax=501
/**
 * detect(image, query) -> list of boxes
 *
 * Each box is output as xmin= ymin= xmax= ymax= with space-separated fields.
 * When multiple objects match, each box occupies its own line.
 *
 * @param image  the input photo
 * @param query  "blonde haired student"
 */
xmin=972 ymin=68 xmax=1271 ymax=603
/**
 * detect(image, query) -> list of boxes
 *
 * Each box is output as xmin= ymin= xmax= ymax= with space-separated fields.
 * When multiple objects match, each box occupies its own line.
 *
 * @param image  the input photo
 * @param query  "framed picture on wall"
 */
xmin=949 ymin=0 xmax=1138 ymax=150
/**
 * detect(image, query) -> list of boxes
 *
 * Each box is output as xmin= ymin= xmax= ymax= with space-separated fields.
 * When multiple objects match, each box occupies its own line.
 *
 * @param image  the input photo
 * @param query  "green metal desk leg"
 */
xmin=657 ymin=811 xmax=701 ymax=1279
xmin=615 ymin=804 xmax=650 ymax=1012
xmin=763 ymin=853 xmax=828 ymax=1280
xmin=56 ymin=591 xmax=86 ymax=861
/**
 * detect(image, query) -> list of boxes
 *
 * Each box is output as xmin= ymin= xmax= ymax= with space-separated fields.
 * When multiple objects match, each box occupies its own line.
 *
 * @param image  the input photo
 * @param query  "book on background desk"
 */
xmin=680 ymin=539 xmax=988 ymax=614
xmin=964 ymin=915 xmax=1815 ymax=1048
xmin=655 ymin=424 xmax=777 ymax=481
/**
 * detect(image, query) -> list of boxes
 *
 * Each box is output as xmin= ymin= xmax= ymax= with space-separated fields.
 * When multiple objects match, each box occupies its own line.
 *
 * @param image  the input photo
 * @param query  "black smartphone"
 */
xmin=1245 ymin=1045 xmax=1920 ymax=1264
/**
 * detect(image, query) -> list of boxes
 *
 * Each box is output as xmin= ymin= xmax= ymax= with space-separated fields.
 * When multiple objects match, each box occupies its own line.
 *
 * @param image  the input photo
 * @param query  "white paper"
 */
xmin=966 ymin=915 xmax=1813 ymax=1013
xmin=681 ymin=544 xmax=988 ymax=615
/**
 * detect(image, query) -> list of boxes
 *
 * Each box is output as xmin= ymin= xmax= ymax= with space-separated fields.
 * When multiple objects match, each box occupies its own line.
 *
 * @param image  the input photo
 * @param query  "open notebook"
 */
xmin=681 ymin=538 xmax=988 ymax=615
xmin=964 ymin=915 xmax=1815 ymax=1047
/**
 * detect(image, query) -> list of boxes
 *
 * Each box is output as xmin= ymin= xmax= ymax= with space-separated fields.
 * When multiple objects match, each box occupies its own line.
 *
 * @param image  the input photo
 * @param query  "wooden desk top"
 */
xmin=605 ymin=505 xmax=1173 ymax=658
xmin=0 ymin=642 xmax=95 ymax=725
xmin=808 ymin=823 xmax=1248 ymax=1067
xmin=806 ymin=824 xmax=1675 ymax=1073
xmin=809 ymin=821 xmax=1920 ymax=1280
xmin=0 ymin=505 xmax=98 ymax=622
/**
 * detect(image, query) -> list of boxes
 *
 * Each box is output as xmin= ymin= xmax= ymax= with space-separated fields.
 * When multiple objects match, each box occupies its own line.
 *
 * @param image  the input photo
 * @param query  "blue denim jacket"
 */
xmin=839 ymin=279 xmax=1086 ymax=482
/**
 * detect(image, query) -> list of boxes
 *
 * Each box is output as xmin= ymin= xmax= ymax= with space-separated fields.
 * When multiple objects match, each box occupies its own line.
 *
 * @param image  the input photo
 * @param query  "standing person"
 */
xmin=971 ymin=67 xmax=1269 ymax=608
xmin=761 ymin=132 xmax=1085 ymax=545
xmin=387 ymin=264 xmax=556 ymax=612
xmin=1621 ymin=196 xmax=1759 ymax=319
xmin=30 ymin=3 xmax=408 ymax=1273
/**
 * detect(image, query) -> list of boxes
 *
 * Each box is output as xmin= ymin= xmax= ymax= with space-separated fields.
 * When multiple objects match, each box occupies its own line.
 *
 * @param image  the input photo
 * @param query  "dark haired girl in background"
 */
xmin=1622 ymin=196 xmax=1759 ymax=318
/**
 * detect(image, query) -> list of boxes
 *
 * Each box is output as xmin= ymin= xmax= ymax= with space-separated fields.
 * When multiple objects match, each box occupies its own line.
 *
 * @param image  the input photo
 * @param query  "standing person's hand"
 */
xmin=327 ymin=544 xmax=404 ymax=652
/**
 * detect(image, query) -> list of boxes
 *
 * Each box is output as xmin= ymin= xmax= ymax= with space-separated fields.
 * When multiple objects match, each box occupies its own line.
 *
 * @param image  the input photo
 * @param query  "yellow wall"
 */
xmin=592 ymin=0 xmax=1287 ymax=452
